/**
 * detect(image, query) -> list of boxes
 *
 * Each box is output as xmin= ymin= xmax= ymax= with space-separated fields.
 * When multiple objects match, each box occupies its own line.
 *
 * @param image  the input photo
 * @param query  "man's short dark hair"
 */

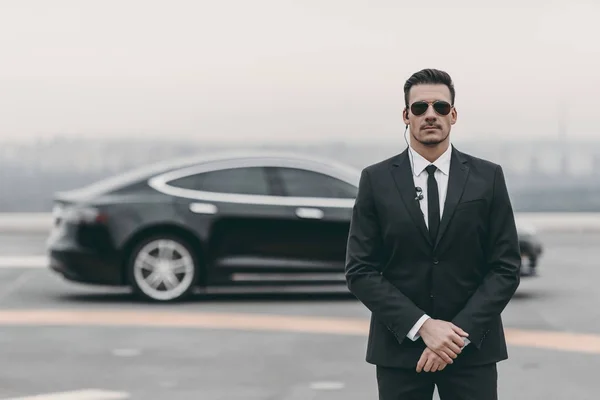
xmin=404 ymin=68 xmax=455 ymax=108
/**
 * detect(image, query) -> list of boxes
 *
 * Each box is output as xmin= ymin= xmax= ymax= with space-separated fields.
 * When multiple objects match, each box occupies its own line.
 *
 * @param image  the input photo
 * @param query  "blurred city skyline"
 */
xmin=1 ymin=135 xmax=600 ymax=212
xmin=1 ymin=0 xmax=599 ymax=144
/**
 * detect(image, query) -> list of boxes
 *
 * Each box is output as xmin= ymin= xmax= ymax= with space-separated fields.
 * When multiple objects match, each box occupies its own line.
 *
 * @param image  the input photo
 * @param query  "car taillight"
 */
xmin=62 ymin=207 xmax=107 ymax=224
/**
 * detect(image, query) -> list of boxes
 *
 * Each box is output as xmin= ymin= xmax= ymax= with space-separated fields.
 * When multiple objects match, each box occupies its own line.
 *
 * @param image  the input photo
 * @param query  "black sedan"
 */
xmin=47 ymin=151 xmax=542 ymax=302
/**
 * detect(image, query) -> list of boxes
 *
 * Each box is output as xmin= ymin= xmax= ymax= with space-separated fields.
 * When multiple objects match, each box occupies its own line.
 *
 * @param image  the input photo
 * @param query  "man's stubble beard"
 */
xmin=412 ymin=130 xmax=451 ymax=147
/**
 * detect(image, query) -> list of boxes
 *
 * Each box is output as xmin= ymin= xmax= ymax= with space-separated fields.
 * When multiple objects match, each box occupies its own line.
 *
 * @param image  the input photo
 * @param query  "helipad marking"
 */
xmin=3 ymin=389 xmax=130 ymax=400
xmin=0 ymin=309 xmax=598 ymax=355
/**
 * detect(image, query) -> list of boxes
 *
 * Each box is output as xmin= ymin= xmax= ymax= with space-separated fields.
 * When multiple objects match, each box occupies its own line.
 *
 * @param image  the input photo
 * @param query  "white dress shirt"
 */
xmin=404 ymin=143 xmax=471 ymax=347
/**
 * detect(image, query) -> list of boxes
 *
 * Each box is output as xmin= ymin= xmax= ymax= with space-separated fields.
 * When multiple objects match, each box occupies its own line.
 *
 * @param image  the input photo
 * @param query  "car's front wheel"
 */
xmin=127 ymin=234 xmax=198 ymax=302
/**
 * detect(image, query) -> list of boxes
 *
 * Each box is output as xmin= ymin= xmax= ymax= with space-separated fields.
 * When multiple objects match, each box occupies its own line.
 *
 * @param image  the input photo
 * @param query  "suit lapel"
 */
xmin=434 ymin=147 xmax=470 ymax=250
xmin=390 ymin=150 xmax=432 ymax=246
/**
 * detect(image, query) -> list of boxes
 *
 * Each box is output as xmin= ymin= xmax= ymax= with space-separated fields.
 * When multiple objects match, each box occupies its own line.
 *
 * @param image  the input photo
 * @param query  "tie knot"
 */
xmin=426 ymin=165 xmax=437 ymax=176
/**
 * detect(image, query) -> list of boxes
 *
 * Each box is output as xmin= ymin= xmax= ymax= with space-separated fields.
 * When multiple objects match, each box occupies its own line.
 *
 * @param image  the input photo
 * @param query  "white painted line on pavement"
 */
xmin=0 ymin=213 xmax=52 ymax=233
xmin=4 ymin=389 xmax=130 ymax=400
xmin=309 ymin=381 xmax=345 ymax=390
xmin=0 ymin=256 xmax=47 ymax=269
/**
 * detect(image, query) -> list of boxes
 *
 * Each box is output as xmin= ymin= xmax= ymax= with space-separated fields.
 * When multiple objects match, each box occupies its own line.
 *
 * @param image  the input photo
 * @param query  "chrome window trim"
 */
xmin=147 ymin=155 xmax=359 ymax=208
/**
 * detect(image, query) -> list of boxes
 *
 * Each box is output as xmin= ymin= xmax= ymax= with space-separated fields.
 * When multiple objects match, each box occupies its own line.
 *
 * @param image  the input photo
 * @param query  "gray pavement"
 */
xmin=0 ymin=232 xmax=597 ymax=399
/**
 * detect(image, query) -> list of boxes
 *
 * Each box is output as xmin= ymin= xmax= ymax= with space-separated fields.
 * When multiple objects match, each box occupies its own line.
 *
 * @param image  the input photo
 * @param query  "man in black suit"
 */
xmin=345 ymin=68 xmax=521 ymax=399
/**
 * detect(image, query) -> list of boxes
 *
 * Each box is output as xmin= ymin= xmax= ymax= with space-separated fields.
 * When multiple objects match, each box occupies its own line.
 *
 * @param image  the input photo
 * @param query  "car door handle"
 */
xmin=189 ymin=202 xmax=218 ymax=215
xmin=295 ymin=207 xmax=324 ymax=219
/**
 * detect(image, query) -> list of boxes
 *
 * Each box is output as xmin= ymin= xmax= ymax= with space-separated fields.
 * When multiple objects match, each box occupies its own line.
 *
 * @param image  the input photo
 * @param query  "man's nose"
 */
xmin=424 ymin=114 xmax=437 ymax=124
xmin=424 ymin=104 xmax=437 ymax=119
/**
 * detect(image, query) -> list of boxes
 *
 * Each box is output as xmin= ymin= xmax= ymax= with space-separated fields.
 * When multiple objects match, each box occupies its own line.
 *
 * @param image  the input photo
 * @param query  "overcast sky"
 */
xmin=0 ymin=0 xmax=598 ymax=144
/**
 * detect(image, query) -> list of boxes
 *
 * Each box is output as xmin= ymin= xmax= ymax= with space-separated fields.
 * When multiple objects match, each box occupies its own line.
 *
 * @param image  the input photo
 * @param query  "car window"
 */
xmin=275 ymin=167 xmax=358 ymax=199
xmin=167 ymin=167 xmax=271 ymax=195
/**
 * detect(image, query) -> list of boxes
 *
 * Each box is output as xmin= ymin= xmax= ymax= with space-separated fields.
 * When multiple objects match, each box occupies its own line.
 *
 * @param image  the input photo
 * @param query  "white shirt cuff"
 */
xmin=406 ymin=314 xmax=430 ymax=341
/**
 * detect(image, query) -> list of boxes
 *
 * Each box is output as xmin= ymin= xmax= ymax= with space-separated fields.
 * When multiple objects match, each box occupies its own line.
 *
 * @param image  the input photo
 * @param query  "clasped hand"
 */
xmin=416 ymin=319 xmax=469 ymax=373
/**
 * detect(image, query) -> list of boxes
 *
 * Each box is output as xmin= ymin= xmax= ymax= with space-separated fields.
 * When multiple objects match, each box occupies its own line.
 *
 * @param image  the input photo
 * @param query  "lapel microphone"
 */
xmin=415 ymin=187 xmax=424 ymax=201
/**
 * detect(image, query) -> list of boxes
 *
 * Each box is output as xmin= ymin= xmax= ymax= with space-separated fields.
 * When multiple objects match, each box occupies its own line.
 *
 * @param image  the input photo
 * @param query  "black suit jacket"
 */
xmin=345 ymin=146 xmax=521 ymax=368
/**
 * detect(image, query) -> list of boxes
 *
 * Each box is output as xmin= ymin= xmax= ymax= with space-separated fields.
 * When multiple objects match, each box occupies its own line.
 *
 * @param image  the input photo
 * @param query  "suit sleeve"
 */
xmin=345 ymin=168 xmax=426 ymax=343
xmin=451 ymin=165 xmax=521 ymax=348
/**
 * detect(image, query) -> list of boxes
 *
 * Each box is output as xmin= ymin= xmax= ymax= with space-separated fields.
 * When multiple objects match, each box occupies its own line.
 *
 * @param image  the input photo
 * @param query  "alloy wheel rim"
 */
xmin=133 ymin=239 xmax=195 ymax=300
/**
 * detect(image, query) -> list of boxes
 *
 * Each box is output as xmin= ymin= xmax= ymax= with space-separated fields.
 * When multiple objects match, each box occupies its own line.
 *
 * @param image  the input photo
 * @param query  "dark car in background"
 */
xmin=47 ymin=151 xmax=542 ymax=302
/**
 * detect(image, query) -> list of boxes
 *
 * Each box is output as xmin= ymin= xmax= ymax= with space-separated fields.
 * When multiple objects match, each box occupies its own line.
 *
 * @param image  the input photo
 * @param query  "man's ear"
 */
xmin=403 ymin=108 xmax=410 ymax=125
xmin=451 ymin=107 xmax=458 ymax=125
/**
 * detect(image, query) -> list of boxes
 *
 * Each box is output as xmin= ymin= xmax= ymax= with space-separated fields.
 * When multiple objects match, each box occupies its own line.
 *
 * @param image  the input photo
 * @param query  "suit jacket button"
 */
xmin=433 ymin=258 xmax=439 ymax=265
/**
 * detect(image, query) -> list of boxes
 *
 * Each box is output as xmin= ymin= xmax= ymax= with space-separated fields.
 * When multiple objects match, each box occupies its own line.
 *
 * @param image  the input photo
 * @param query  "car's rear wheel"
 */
xmin=520 ymin=253 xmax=538 ymax=276
xmin=127 ymin=234 xmax=198 ymax=302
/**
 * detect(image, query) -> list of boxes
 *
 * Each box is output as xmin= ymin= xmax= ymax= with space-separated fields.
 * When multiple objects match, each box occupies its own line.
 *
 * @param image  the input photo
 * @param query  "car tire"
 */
xmin=127 ymin=234 xmax=199 ymax=302
xmin=529 ymin=257 xmax=538 ymax=268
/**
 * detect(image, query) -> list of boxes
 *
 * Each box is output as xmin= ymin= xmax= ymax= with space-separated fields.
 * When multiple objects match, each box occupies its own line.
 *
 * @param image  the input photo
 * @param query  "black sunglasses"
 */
xmin=409 ymin=100 xmax=453 ymax=116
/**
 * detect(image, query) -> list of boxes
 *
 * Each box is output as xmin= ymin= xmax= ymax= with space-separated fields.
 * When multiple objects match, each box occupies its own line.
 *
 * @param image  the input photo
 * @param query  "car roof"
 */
xmin=151 ymin=149 xmax=360 ymax=178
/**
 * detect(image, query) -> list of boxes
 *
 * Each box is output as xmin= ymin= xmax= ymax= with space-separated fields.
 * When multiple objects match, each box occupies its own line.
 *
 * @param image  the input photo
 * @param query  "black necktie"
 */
xmin=426 ymin=164 xmax=440 ymax=243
